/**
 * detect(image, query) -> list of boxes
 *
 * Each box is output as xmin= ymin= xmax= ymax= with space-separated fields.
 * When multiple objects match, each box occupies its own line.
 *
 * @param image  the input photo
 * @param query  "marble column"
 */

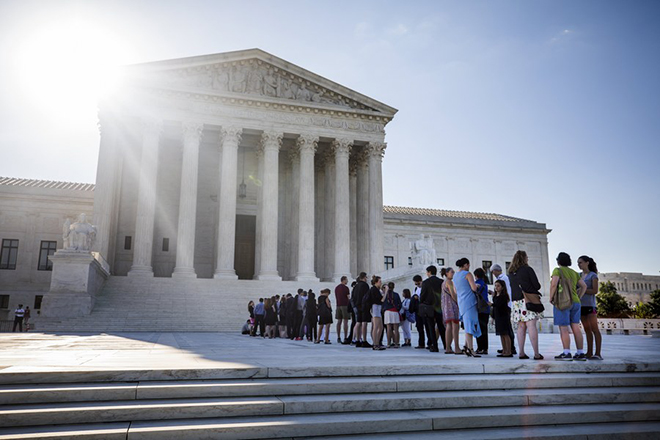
xmin=356 ymin=149 xmax=370 ymax=275
xmin=92 ymin=113 xmax=118 ymax=261
xmin=332 ymin=138 xmax=352 ymax=282
xmin=314 ymin=157 xmax=325 ymax=279
xmin=254 ymin=146 xmax=264 ymax=277
xmin=323 ymin=149 xmax=335 ymax=281
xmin=295 ymin=134 xmax=319 ymax=282
xmin=288 ymin=149 xmax=300 ymax=280
xmin=214 ymin=126 xmax=242 ymax=279
xmin=172 ymin=121 xmax=204 ymax=278
xmin=367 ymin=142 xmax=386 ymax=275
xmin=349 ymin=159 xmax=358 ymax=279
xmin=255 ymin=130 xmax=283 ymax=280
xmin=128 ymin=118 xmax=162 ymax=277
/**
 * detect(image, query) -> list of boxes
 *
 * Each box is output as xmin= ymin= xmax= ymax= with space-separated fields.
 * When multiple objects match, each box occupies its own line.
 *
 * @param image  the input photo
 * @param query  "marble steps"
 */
xmin=1 ymin=386 xmax=659 ymax=428
xmin=308 ymin=421 xmax=660 ymax=440
xmin=3 ymin=372 xmax=660 ymax=404
xmin=0 ymin=403 xmax=657 ymax=440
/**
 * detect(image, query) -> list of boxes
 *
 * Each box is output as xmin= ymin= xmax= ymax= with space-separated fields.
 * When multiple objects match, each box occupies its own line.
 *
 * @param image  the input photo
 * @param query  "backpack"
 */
xmin=553 ymin=267 xmax=574 ymax=311
xmin=409 ymin=296 xmax=419 ymax=314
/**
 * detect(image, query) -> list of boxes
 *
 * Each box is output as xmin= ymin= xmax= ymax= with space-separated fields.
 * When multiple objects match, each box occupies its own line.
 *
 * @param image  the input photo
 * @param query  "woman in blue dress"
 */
xmin=454 ymin=258 xmax=482 ymax=357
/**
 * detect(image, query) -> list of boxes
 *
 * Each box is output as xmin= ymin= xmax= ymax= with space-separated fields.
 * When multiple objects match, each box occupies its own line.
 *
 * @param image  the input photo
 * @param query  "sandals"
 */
xmin=589 ymin=355 xmax=603 ymax=360
xmin=519 ymin=354 xmax=530 ymax=360
xmin=534 ymin=354 xmax=544 ymax=360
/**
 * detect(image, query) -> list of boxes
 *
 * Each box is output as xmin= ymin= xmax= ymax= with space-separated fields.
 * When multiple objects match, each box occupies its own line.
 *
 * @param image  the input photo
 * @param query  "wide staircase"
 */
xmin=1 ymin=363 xmax=659 ymax=439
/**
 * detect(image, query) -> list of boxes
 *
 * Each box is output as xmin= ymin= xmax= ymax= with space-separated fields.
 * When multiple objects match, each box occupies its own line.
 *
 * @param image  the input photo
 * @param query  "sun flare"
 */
xmin=17 ymin=20 xmax=132 ymax=122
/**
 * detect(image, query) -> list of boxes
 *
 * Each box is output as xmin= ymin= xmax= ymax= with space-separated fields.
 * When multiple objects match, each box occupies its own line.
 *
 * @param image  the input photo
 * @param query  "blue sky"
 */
xmin=0 ymin=0 xmax=658 ymax=275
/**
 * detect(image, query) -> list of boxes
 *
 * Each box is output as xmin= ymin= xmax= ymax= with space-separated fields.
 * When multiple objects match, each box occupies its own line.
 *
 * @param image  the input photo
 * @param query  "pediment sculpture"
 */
xmin=151 ymin=59 xmax=379 ymax=112
xmin=63 ymin=214 xmax=97 ymax=252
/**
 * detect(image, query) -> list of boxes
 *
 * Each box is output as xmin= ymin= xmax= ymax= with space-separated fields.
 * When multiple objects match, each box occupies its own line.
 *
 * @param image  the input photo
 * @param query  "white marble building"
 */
xmin=599 ymin=272 xmax=660 ymax=305
xmin=0 ymin=49 xmax=553 ymax=331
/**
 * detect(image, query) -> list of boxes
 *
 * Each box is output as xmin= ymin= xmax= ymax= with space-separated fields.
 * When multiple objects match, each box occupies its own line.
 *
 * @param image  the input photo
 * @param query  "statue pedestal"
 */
xmin=41 ymin=250 xmax=110 ymax=319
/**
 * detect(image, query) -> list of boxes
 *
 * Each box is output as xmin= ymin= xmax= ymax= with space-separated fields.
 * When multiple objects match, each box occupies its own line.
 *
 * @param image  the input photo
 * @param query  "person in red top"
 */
xmin=335 ymin=276 xmax=351 ymax=344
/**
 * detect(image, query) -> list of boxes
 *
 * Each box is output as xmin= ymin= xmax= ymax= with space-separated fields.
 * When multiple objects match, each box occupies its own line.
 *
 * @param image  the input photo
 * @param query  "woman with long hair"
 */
xmin=400 ymin=289 xmax=413 ymax=347
xmin=578 ymin=255 xmax=603 ymax=360
xmin=316 ymin=289 xmax=333 ymax=344
xmin=441 ymin=267 xmax=461 ymax=354
xmin=493 ymin=280 xmax=513 ymax=357
xmin=454 ymin=258 xmax=482 ymax=357
xmin=306 ymin=291 xmax=318 ymax=342
xmin=473 ymin=267 xmax=491 ymax=355
xmin=369 ymin=275 xmax=386 ymax=350
xmin=509 ymin=250 xmax=544 ymax=360
xmin=263 ymin=298 xmax=277 ymax=339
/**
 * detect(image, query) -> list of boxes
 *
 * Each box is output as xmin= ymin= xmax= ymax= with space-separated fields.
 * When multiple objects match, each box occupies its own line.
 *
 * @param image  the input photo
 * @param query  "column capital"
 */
xmin=320 ymin=148 xmax=335 ymax=165
xmin=260 ymin=130 xmax=283 ymax=151
xmin=366 ymin=141 xmax=386 ymax=160
xmin=349 ymin=157 xmax=358 ymax=177
xmin=332 ymin=138 xmax=353 ymax=156
xmin=220 ymin=125 xmax=243 ymax=145
xmin=288 ymin=148 xmax=300 ymax=164
xmin=296 ymin=133 xmax=319 ymax=154
xmin=182 ymin=121 xmax=204 ymax=143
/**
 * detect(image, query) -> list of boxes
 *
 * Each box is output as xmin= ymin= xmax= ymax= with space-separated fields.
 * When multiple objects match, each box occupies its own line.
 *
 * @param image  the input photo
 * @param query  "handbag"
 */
xmin=523 ymin=291 xmax=545 ymax=313
xmin=418 ymin=303 xmax=435 ymax=319
xmin=552 ymin=267 xmax=573 ymax=311
xmin=475 ymin=290 xmax=490 ymax=314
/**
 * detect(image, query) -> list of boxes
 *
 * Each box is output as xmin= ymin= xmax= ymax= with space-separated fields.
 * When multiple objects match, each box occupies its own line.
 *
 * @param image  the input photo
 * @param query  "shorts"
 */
xmin=554 ymin=302 xmax=581 ymax=326
xmin=581 ymin=306 xmax=596 ymax=316
xmin=371 ymin=304 xmax=382 ymax=318
xmin=336 ymin=306 xmax=350 ymax=320
xmin=384 ymin=310 xmax=400 ymax=325
xmin=358 ymin=309 xmax=372 ymax=323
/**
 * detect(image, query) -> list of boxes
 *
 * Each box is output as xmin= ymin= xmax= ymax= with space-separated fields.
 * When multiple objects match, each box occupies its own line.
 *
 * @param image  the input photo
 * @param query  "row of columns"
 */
xmin=123 ymin=118 xmax=386 ymax=281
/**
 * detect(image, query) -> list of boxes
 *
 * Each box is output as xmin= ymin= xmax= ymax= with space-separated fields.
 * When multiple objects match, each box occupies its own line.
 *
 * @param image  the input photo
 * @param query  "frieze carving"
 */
xmin=152 ymin=58 xmax=378 ymax=112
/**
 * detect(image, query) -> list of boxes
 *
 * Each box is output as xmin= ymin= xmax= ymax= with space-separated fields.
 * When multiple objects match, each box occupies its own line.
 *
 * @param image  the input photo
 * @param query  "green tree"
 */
xmin=596 ymin=281 xmax=631 ymax=318
xmin=648 ymin=289 xmax=660 ymax=318
xmin=632 ymin=301 xmax=655 ymax=319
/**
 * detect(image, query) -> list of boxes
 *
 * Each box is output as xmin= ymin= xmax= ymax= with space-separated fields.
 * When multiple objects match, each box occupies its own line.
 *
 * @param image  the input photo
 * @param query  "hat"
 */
xmin=491 ymin=264 xmax=503 ymax=272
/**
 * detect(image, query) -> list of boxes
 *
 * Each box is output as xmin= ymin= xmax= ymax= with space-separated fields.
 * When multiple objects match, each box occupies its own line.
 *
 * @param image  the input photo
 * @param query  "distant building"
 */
xmin=599 ymin=272 xmax=660 ymax=305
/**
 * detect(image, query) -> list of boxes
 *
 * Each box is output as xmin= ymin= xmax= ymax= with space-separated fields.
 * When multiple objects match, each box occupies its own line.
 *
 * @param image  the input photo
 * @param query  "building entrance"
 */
xmin=234 ymin=215 xmax=256 ymax=280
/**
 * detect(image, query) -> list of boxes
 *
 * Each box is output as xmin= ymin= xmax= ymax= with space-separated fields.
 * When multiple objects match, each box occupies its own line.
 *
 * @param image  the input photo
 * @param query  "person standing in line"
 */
xmin=353 ymin=272 xmax=372 ymax=348
xmin=335 ymin=276 xmax=351 ymax=344
xmin=550 ymin=252 xmax=588 ymax=361
xmin=278 ymin=296 xmax=288 ymax=338
xmin=400 ymin=289 xmax=413 ymax=347
xmin=420 ymin=266 xmax=443 ymax=353
xmin=306 ymin=290 xmax=318 ymax=342
xmin=294 ymin=289 xmax=307 ymax=341
xmin=433 ymin=272 xmax=447 ymax=351
xmin=491 ymin=264 xmax=517 ymax=355
xmin=264 ymin=298 xmax=277 ymax=339
xmin=383 ymin=282 xmax=402 ymax=348
xmin=316 ymin=288 xmax=333 ymax=344
xmin=412 ymin=275 xmax=426 ymax=349
xmin=12 ymin=304 xmax=25 ymax=333
xmin=474 ymin=268 xmax=491 ymax=355
xmin=23 ymin=306 xmax=31 ymax=331
xmin=492 ymin=280 xmax=513 ymax=357
xmin=252 ymin=298 xmax=265 ymax=337
xmin=369 ymin=275 xmax=386 ymax=350
xmin=347 ymin=281 xmax=358 ymax=344
xmin=441 ymin=267 xmax=461 ymax=354
xmin=508 ymin=250 xmax=544 ymax=360
xmin=578 ymin=255 xmax=603 ymax=360
xmin=454 ymin=258 xmax=482 ymax=358
xmin=285 ymin=294 xmax=296 ymax=339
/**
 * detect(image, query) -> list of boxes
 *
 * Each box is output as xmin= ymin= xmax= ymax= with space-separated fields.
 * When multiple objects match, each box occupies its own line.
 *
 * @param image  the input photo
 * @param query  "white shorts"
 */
xmin=384 ymin=310 xmax=400 ymax=325
xmin=371 ymin=304 xmax=382 ymax=317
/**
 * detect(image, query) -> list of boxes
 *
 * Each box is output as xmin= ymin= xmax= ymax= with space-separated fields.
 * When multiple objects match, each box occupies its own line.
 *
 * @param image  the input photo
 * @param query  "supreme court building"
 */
xmin=0 ymin=49 xmax=551 ymax=331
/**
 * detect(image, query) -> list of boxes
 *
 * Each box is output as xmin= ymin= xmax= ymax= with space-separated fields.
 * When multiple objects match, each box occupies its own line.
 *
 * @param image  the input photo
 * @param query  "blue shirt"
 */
xmin=475 ymin=279 xmax=491 ymax=314
xmin=254 ymin=302 xmax=265 ymax=316
xmin=580 ymin=271 xmax=598 ymax=307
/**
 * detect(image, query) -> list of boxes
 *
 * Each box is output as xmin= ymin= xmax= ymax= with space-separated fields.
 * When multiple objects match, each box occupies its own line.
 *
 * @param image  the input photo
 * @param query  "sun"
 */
xmin=16 ymin=20 xmax=132 ymax=123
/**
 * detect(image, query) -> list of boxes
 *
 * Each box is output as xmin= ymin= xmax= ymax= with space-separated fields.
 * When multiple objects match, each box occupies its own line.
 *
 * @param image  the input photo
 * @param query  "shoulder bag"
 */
xmin=552 ymin=267 xmax=573 ymax=311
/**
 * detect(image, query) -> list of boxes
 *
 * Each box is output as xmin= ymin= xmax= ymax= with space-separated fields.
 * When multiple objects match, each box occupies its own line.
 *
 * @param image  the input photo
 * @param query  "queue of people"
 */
xmin=243 ymin=250 xmax=604 ymax=361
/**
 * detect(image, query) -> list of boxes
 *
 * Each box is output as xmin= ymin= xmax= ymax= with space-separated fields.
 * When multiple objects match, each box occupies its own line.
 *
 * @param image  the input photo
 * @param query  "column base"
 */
xmin=128 ymin=266 xmax=154 ymax=277
xmin=213 ymin=270 xmax=238 ymax=280
xmin=254 ymin=272 xmax=282 ymax=281
xmin=172 ymin=267 xmax=198 ymax=279
xmin=295 ymin=273 xmax=320 ymax=283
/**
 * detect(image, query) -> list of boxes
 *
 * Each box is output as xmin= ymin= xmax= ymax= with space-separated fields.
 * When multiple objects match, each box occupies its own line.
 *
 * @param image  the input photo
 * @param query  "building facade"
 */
xmin=599 ymin=272 xmax=660 ymax=305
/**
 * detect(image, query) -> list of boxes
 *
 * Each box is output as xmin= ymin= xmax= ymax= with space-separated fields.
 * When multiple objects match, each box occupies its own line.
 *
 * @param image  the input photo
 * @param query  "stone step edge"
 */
xmin=3 ymin=362 xmax=660 ymax=385
xmin=2 ymin=375 xmax=660 ymax=405
xmin=1 ymin=387 xmax=659 ymax=428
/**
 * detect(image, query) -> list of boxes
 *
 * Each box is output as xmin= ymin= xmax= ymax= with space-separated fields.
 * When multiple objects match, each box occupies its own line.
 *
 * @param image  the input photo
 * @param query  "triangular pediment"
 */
xmin=123 ymin=49 xmax=397 ymax=118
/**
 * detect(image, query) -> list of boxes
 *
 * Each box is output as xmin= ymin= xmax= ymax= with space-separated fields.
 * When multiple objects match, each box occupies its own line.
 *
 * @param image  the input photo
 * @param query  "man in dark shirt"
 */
xmin=285 ymin=294 xmax=296 ymax=339
xmin=351 ymin=272 xmax=371 ymax=348
xmin=420 ymin=265 xmax=443 ymax=352
xmin=335 ymin=276 xmax=351 ymax=344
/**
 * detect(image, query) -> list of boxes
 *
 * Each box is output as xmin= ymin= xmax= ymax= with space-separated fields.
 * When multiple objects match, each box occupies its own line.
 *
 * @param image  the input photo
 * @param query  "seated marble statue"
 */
xmin=63 ymin=213 xmax=97 ymax=251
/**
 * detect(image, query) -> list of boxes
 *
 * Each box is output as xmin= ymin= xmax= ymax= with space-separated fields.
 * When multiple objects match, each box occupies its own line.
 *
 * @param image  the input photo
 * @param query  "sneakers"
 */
xmin=554 ymin=352 xmax=573 ymax=361
xmin=573 ymin=353 xmax=587 ymax=361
